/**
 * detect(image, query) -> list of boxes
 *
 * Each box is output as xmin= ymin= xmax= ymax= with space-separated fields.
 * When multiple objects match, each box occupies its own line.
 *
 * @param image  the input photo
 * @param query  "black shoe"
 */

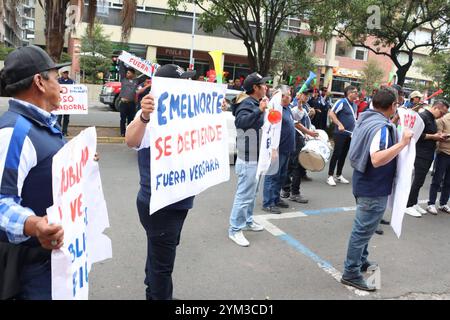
xmin=375 ymin=228 xmax=383 ymax=235
xmin=361 ymin=261 xmax=378 ymax=272
xmin=289 ymin=194 xmax=309 ymax=203
xmin=280 ymin=190 xmax=290 ymax=198
xmin=275 ymin=199 xmax=289 ymax=208
xmin=262 ymin=206 xmax=282 ymax=214
xmin=380 ymin=219 xmax=390 ymax=225
xmin=341 ymin=277 xmax=376 ymax=292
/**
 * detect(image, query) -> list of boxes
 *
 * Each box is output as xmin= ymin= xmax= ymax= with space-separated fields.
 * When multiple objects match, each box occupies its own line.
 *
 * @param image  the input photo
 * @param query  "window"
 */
xmin=354 ymin=49 xmax=367 ymax=61
xmin=335 ymin=42 xmax=347 ymax=57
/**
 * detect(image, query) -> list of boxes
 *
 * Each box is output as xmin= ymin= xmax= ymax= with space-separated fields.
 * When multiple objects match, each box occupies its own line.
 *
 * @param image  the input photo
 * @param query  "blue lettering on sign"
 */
xmin=158 ymin=92 xmax=169 ymax=125
xmin=169 ymin=94 xmax=180 ymax=120
xmin=155 ymin=170 xmax=186 ymax=190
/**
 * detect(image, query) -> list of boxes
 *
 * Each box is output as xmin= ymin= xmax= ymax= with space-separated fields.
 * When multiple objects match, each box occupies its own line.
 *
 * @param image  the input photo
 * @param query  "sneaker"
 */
xmin=379 ymin=219 xmax=390 ymax=225
xmin=405 ymin=206 xmax=422 ymax=217
xmin=275 ymin=199 xmax=289 ymax=208
xmin=228 ymin=231 xmax=249 ymax=247
xmin=289 ymin=194 xmax=309 ymax=203
xmin=327 ymin=176 xmax=336 ymax=186
xmin=242 ymin=221 xmax=264 ymax=232
xmin=336 ymin=175 xmax=350 ymax=184
xmin=280 ymin=190 xmax=290 ymax=198
xmin=262 ymin=206 xmax=282 ymax=214
xmin=375 ymin=228 xmax=383 ymax=235
xmin=414 ymin=204 xmax=427 ymax=215
xmin=426 ymin=205 xmax=438 ymax=215
xmin=361 ymin=261 xmax=378 ymax=272
xmin=438 ymin=204 xmax=450 ymax=214
xmin=340 ymin=277 xmax=376 ymax=292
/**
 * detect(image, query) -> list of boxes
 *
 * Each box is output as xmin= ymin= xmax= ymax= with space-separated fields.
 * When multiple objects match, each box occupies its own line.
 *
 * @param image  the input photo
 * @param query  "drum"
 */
xmin=298 ymin=140 xmax=331 ymax=172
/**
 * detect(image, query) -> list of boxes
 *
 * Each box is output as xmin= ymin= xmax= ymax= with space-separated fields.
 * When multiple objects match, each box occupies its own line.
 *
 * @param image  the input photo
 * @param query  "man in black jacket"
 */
xmin=228 ymin=72 xmax=270 ymax=247
xmin=405 ymin=100 xmax=449 ymax=217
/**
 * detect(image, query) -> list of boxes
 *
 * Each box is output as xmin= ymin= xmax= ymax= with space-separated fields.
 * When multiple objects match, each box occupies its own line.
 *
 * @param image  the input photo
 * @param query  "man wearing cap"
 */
xmin=56 ymin=67 xmax=75 ymax=136
xmin=404 ymin=91 xmax=423 ymax=110
xmin=228 ymin=72 xmax=270 ymax=247
xmin=0 ymin=45 xmax=67 ymax=299
xmin=125 ymin=64 xmax=196 ymax=300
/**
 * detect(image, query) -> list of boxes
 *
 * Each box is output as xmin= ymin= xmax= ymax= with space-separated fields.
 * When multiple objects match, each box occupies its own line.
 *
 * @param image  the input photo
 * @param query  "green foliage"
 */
xmin=361 ymin=59 xmax=384 ymax=93
xmin=443 ymin=63 xmax=450 ymax=100
xmin=79 ymin=21 xmax=113 ymax=84
xmin=271 ymin=35 xmax=318 ymax=84
xmin=60 ymin=52 xmax=72 ymax=63
xmin=415 ymin=52 xmax=450 ymax=88
xmin=0 ymin=45 xmax=15 ymax=60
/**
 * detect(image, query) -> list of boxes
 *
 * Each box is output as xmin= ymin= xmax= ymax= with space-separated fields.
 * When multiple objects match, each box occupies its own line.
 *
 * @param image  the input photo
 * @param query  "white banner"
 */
xmin=118 ymin=50 xmax=159 ymax=78
xmin=388 ymin=108 xmax=425 ymax=238
xmin=256 ymin=92 xmax=283 ymax=178
xmin=47 ymin=127 xmax=112 ymax=299
xmin=54 ymin=84 xmax=88 ymax=115
xmin=149 ymin=77 xmax=229 ymax=214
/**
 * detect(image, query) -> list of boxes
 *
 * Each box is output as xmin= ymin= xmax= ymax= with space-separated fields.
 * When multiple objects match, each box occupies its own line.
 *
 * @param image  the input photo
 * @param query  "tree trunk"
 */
xmin=44 ymin=0 xmax=70 ymax=62
xmin=396 ymin=65 xmax=409 ymax=87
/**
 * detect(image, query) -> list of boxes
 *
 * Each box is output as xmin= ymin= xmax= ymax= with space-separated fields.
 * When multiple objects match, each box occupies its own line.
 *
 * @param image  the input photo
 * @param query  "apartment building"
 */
xmin=1 ymin=0 xmax=36 ymax=47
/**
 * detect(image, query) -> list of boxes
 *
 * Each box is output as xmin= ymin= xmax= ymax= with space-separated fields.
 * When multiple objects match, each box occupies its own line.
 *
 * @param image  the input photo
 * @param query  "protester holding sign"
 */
xmin=0 ymin=45 xmax=68 ymax=299
xmin=228 ymin=72 xmax=271 ymax=247
xmin=56 ymin=67 xmax=75 ymax=136
xmin=342 ymin=88 xmax=413 ymax=292
xmin=125 ymin=64 xmax=196 ymax=300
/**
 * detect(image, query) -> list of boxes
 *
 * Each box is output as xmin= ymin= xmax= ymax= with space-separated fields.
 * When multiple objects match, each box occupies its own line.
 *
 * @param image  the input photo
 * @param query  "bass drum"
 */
xmin=298 ymin=138 xmax=332 ymax=172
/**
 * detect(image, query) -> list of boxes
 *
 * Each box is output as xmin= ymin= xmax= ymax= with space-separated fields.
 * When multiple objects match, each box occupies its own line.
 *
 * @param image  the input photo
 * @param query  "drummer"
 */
xmin=281 ymin=88 xmax=319 ymax=203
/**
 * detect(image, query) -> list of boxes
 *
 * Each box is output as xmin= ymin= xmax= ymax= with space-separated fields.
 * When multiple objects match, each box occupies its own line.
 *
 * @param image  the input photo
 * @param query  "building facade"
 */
xmin=1 ymin=0 xmax=35 ymax=47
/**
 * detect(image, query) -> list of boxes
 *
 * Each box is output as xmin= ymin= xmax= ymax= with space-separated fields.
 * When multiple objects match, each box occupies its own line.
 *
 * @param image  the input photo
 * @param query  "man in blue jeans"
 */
xmin=262 ymin=86 xmax=296 ymax=213
xmin=342 ymin=87 xmax=413 ymax=291
xmin=228 ymin=72 xmax=271 ymax=247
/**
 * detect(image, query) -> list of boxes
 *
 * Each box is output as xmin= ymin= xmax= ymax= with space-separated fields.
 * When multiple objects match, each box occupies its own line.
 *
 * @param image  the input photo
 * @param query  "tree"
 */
xmin=37 ymin=0 xmax=137 ymax=62
xmin=168 ymin=0 xmax=312 ymax=75
xmin=415 ymin=51 xmax=450 ymax=88
xmin=443 ymin=62 xmax=450 ymax=100
xmin=270 ymin=35 xmax=318 ymax=85
xmin=308 ymin=0 xmax=450 ymax=86
xmin=79 ymin=21 xmax=113 ymax=84
xmin=361 ymin=59 xmax=384 ymax=93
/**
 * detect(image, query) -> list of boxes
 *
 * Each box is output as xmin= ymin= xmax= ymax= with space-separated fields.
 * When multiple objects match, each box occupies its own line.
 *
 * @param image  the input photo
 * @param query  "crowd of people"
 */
xmin=1 ymin=44 xmax=449 ymax=299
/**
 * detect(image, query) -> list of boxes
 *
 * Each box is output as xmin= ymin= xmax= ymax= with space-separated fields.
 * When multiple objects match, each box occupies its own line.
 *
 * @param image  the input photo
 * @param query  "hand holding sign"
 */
xmin=400 ymin=129 xmax=413 ymax=147
xmin=34 ymin=215 xmax=64 ymax=250
xmin=141 ymin=93 xmax=156 ymax=119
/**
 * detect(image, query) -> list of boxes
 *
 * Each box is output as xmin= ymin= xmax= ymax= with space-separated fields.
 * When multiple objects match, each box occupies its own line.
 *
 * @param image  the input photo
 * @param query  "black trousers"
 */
xmin=57 ymin=115 xmax=70 ymax=135
xmin=119 ymin=101 xmax=136 ymax=135
xmin=283 ymin=136 xmax=305 ymax=195
xmin=136 ymin=197 xmax=188 ymax=300
xmin=328 ymin=134 xmax=351 ymax=176
xmin=407 ymin=157 xmax=434 ymax=207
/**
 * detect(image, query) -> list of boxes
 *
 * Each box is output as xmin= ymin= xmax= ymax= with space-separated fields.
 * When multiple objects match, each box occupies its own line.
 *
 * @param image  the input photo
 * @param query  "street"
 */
xmin=89 ymin=143 xmax=450 ymax=300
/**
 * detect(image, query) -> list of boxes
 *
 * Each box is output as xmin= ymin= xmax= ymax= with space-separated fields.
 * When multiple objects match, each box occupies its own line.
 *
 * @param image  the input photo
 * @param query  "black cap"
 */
xmin=1 ymin=45 xmax=71 ymax=86
xmin=154 ymin=64 xmax=196 ymax=79
xmin=243 ymin=72 xmax=271 ymax=92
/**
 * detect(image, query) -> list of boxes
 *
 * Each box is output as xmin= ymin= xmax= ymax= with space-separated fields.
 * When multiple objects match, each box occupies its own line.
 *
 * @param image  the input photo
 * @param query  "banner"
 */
xmin=148 ymin=77 xmax=229 ymax=214
xmin=47 ymin=127 xmax=112 ymax=299
xmin=118 ymin=50 xmax=159 ymax=78
xmin=388 ymin=108 xmax=424 ymax=238
xmin=54 ymin=84 xmax=88 ymax=115
xmin=256 ymin=92 xmax=283 ymax=178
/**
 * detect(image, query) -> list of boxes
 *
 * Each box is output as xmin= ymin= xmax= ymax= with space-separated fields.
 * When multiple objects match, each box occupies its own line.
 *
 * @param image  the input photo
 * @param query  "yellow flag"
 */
xmin=208 ymin=50 xmax=223 ymax=83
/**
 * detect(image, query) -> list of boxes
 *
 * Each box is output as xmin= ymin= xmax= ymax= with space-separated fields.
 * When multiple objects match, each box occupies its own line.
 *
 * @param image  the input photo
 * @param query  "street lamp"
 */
xmin=189 ymin=3 xmax=196 ymax=71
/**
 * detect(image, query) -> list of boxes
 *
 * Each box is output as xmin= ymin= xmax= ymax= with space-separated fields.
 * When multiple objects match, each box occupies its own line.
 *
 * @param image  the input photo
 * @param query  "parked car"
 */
xmin=99 ymin=81 xmax=121 ymax=111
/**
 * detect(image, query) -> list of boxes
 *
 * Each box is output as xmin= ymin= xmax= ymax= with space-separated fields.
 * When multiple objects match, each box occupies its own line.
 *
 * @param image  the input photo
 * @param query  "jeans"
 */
xmin=17 ymin=259 xmax=52 ymax=300
xmin=263 ymin=152 xmax=289 ymax=207
xmin=328 ymin=134 xmax=351 ymax=176
xmin=136 ymin=198 xmax=188 ymax=300
xmin=428 ymin=152 xmax=450 ymax=206
xmin=407 ymin=157 xmax=433 ymax=207
xmin=57 ymin=115 xmax=70 ymax=135
xmin=343 ymin=196 xmax=387 ymax=280
xmin=119 ymin=101 xmax=136 ymax=135
xmin=229 ymin=158 xmax=258 ymax=235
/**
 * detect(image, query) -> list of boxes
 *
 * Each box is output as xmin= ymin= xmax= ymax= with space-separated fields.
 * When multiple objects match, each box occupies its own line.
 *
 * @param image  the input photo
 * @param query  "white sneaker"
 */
xmin=242 ymin=221 xmax=264 ymax=232
xmin=336 ymin=175 xmax=350 ymax=184
xmin=327 ymin=176 xmax=336 ymax=186
xmin=229 ymin=231 xmax=249 ymax=247
xmin=426 ymin=205 xmax=438 ymax=215
xmin=414 ymin=204 xmax=427 ymax=214
xmin=438 ymin=204 xmax=450 ymax=214
xmin=405 ymin=206 xmax=422 ymax=218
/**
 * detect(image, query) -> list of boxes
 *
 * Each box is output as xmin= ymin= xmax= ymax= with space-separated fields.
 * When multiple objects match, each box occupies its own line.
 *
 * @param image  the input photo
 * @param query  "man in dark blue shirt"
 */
xmin=56 ymin=68 xmax=75 ymax=136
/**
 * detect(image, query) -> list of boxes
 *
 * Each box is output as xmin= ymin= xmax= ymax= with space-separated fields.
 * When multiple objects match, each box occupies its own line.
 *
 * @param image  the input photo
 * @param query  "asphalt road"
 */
xmin=89 ymin=143 xmax=450 ymax=300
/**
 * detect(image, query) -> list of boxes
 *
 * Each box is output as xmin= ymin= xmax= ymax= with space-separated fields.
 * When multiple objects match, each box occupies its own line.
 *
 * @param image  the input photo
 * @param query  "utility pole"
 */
xmin=189 ymin=3 xmax=196 ymax=70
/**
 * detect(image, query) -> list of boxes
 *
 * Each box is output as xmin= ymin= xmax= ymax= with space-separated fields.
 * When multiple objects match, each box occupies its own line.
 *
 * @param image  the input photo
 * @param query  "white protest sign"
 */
xmin=47 ymin=127 xmax=112 ymax=299
xmin=118 ymin=50 xmax=159 ymax=77
xmin=148 ymin=77 xmax=229 ymax=214
xmin=256 ymin=91 xmax=283 ymax=178
xmin=388 ymin=108 xmax=424 ymax=238
xmin=54 ymin=84 xmax=89 ymax=115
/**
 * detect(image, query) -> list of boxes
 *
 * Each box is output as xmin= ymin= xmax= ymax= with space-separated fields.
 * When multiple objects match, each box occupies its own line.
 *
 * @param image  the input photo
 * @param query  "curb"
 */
xmin=67 ymin=136 xmax=125 ymax=144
